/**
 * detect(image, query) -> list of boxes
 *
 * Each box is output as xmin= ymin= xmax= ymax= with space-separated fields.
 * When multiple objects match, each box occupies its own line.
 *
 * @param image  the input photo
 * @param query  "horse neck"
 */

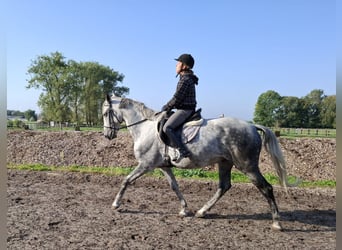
xmin=121 ymin=108 xmax=151 ymax=139
xmin=121 ymin=108 xmax=144 ymax=125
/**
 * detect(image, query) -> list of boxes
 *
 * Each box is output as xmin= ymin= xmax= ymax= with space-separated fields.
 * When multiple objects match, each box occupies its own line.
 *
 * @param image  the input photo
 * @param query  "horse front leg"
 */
xmin=160 ymin=167 xmax=189 ymax=217
xmin=112 ymin=164 xmax=150 ymax=209
xmin=196 ymin=161 xmax=233 ymax=218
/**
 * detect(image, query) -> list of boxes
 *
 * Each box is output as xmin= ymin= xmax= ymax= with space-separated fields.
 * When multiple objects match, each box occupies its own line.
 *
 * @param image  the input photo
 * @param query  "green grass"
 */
xmin=7 ymin=163 xmax=335 ymax=188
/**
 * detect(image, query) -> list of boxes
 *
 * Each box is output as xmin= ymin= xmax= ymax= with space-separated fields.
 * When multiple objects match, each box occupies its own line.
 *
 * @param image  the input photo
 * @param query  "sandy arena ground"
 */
xmin=7 ymin=131 xmax=336 ymax=249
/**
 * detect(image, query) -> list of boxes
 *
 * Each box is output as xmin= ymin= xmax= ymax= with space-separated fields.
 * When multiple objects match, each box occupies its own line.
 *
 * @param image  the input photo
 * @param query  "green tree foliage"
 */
xmin=253 ymin=90 xmax=282 ymax=127
xmin=303 ymin=89 xmax=325 ymax=128
xmin=277 ymin=96 xmax=306 ymax=128
xmin=13 ymin=119 xmax=25 ymax=128
xmin=26 ymin=51 xmax=128 ymax=125
xmin=320 ymin=95 xmax=336 ymax=128
xmin=66 ymin=60 xmax=84 ymax=125
xmin=7 ymin=120 xmax=14 ymax=127
xmin=27 ymin=52 xmax=71 ymax=125
xmin=253 ymin=89 xmax=336 ymax=128
xmin=24 ymin=109 xmax=38 ymax=121
xmin=79 ymin=61 xmax=126 ymax=125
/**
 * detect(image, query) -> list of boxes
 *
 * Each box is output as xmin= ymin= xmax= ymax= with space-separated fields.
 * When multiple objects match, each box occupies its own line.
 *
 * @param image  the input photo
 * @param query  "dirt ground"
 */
xmin=7 ymin=130 xmax=336 ymax=249
xmin=7 ymin=130 xmax=336 ymax=181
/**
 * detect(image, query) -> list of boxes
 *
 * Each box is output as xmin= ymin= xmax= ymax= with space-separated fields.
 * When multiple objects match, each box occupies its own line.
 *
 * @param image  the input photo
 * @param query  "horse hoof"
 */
xmin=195 ymin=211 xmax=206 ymax=218
xmin=271 ymin=221 xmax=283 ymax=231
xmin=112 ymin=202 xmax=120 ymax=210
xmin=179 ymin=210 xmax=188 ymax=217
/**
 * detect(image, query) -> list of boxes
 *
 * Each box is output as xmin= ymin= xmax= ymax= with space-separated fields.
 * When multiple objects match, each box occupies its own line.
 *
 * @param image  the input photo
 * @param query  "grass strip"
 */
xmin=7 ymin=164 xmax=335 ymax=188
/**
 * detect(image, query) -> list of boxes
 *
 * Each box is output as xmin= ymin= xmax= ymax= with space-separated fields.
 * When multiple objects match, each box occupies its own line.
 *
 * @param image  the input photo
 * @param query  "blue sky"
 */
xmin=5 ymin=0 xmax=336 ymax=121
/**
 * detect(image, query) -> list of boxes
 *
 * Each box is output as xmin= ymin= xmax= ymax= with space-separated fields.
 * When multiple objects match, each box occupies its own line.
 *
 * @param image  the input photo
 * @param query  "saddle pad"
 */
xmin=183 ymin=118 xmax=204 ymax=128
xmin=181 ymin=118 xmax=203 ymax=143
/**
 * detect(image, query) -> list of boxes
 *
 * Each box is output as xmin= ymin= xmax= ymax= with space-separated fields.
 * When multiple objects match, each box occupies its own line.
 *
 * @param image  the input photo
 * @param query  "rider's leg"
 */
xmin=163 ymin=109 xmax=193 ymax=158
xmin=165 ymin=127 xmax=190 ymax=158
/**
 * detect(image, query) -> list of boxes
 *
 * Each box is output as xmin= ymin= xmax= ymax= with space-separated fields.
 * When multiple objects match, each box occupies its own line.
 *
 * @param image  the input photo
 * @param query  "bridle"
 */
xmin=103 ymin=104 xmax=148 ymax=131
xmin=103 ymin=108 xmax=121 ymax=131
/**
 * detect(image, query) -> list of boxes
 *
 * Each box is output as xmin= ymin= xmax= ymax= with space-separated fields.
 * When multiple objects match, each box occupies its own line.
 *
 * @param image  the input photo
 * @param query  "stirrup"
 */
xmin=163 ymin=154 xmax=171 ymax=163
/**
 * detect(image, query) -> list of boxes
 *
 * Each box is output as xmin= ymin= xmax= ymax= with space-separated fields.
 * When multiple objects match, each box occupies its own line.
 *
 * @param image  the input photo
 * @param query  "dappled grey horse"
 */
xmin=102 ymin=94 xmax=293 ymax=230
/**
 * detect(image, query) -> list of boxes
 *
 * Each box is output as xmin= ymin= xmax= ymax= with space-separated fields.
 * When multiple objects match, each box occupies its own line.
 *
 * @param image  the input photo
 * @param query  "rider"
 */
xmin=162 ymin=53 xmax=199 ymax=159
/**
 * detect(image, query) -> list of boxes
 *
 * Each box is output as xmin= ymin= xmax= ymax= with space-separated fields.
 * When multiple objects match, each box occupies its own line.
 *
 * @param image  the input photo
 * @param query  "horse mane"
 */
xmin=119 ymin=98 xmax=156 ymax=120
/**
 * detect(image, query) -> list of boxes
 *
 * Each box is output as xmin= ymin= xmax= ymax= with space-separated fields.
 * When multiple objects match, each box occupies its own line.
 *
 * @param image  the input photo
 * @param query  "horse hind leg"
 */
xmin=195 ymin=160 xmax=233 ymax=218
xmin=245 ymin=168 xmax=282 ymax=231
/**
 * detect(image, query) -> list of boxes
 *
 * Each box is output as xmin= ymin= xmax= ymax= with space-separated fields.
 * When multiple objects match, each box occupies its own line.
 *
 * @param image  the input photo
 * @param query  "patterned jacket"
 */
xmin=164 ymin=71 xmax=199 ymax=111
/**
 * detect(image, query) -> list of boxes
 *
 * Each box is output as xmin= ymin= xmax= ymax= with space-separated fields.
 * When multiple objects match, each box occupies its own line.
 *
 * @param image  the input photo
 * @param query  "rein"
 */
xmin=119 ymin=118 xmax=148 ymax=130
xmin=104 ymin=108 xmax=148 ymax=131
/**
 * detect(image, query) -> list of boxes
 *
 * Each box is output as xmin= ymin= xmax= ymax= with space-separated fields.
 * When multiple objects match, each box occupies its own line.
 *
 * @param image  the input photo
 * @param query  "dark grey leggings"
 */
xmin=163 ymin=109 xmax=194 ymax=132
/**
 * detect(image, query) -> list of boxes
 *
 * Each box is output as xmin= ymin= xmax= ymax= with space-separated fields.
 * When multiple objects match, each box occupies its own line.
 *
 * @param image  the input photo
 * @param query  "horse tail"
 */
xmin=254 ymin=124 xmax=299 ymax=192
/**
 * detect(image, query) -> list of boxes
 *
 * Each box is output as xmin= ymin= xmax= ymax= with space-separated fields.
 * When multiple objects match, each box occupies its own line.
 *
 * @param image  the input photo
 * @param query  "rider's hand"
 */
xmin=162 ymin=104 xmax=171 ymax=113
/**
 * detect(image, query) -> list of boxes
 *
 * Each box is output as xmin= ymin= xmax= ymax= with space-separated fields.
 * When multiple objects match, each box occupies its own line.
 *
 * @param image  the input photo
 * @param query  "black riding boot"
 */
xmin=165 ymin=128 xmax=191 ymax=159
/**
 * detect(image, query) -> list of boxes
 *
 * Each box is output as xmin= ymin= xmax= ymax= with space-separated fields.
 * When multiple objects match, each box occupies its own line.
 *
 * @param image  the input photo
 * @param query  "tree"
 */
xmin=66 ymin=60 xmax=85 ymax=125
xmin=24 ymin=109 xmax=37 ymax=121
xmin=79 ymin=61 xmax=126 ymax=125
xmin=27 ymin=51 xmax=71 ymax=125
xmin=253 ymin=89 xmax=335 ymax=128
xmin=320 ymin=95 xmax=336 ymax=128
xmin=277 ymin=96 xmax=306 ymax=128
xmin=303 ymin=89 xmax=325 ymax=128
xmin=26 ymin=52 xmax=128 ymax=126
xmin=253 ymin=90 xmax=282 ymax=127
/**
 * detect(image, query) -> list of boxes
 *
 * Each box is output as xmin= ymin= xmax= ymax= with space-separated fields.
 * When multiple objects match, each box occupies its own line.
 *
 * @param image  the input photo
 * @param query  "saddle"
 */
xmin=158 ymin=108 xmax=203 ymax=147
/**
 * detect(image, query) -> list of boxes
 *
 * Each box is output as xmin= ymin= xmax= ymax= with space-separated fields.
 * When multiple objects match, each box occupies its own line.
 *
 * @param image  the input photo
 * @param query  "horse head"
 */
xmin=102 ymin=94 xmax=123 ymax=140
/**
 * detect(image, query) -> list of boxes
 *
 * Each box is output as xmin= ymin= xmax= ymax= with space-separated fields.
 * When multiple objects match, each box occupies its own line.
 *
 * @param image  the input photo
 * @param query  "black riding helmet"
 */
xmin=175 ymin=54 xmax=195 ymax=69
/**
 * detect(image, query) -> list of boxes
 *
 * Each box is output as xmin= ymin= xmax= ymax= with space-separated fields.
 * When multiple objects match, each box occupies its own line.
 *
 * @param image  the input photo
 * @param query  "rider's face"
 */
xmin=176 ymin=61 xmax=184 ymax=74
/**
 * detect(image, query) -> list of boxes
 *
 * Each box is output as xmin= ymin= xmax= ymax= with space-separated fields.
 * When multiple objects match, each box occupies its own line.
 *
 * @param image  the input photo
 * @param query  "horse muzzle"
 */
xmin=104 ymin=128 xmax=117 ymax=140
